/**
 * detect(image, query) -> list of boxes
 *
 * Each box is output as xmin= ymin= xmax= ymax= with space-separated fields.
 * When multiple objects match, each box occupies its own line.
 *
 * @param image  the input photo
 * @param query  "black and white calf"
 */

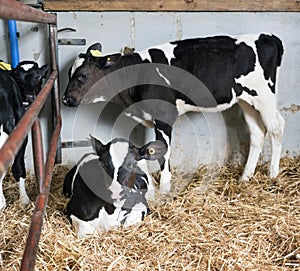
xmin=63 ymin=135 xmax=166 ymax=237
xmin=0 ymin=61 xmax=48 ymax=209
xmin=62 ymin=33 xmax=285 ymax=192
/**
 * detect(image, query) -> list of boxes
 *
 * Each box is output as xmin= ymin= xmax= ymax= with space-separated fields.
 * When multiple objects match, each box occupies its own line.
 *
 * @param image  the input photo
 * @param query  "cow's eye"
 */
xmin=78 ymin=74 xmax=88 ymax=82
xmin=148 ymin=147 xmax=156 ymax=155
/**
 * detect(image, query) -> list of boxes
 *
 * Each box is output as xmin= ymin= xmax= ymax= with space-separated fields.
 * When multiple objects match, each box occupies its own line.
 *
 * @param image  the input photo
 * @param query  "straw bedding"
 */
xmin=0 ymin=157 xmax=299 ymax=270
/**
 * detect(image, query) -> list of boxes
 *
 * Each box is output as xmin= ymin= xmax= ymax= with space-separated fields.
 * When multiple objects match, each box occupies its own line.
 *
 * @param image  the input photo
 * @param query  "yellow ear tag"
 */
xmin=0 ymin=61 xmax=12 ymax=71
xmin=90 ymin=49 xmax=102 ymax=57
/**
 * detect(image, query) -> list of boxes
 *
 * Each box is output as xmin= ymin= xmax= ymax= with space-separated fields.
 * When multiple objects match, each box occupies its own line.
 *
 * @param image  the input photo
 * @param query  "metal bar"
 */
xmin=20 ymin=115 xmax=62 ymax=271
xmin=49 ymin=23 xmax=62 ymax=163
xmin=0 ymin=2 xmax=61 ymax=270
xmin=61 ymin=140 xmax=91 ymax=149
xmin=0 ymin=70 xmax=57 ymax=178
xmin=31 ymin=120 xmax=45 ymax=193
xmin=0 ymin=0 xmax=56 ymax=24
xmin=49 ymin=24 xmax=60 ymax=121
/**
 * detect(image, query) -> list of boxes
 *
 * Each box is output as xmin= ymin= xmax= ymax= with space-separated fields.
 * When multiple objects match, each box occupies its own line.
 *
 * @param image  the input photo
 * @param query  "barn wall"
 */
xmin=1 ymin=12 xmax=300 ymax=173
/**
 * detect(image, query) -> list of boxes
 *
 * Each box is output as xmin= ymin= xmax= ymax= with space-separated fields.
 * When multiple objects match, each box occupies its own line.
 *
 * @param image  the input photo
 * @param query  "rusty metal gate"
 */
xmin=0 ymin=0 xmax=61 ymax=270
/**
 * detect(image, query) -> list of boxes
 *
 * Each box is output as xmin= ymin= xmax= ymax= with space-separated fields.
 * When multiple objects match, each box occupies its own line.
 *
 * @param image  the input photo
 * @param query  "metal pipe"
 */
xmin=0 ymin=0 xmax=56 ymax=24
xmin=0 ymin=71 xmax=57 ymax=177
xmin=7 ymin=20 xmax=20 ymax=68
xmin=0 ymin=2 xmax=61 ymax=270
xmin=49 ymin=24 xmax=60 ymax=114
xmin=31 ymin=120 xmax=45 ymax=192
xmin=20 ymin=115 xmax=62 ymax=271
xmin=49 ymin=23 xmax=62 ymax=163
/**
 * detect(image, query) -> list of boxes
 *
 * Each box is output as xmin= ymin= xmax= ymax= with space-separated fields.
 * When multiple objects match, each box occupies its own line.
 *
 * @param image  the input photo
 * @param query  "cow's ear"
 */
xmin=39 ymin=64 xmax=49 ymax=79
xmin=10 ymin=66 xmax=25 ymax=80
xmin=90 ymin=134 xmax=106 ymax=155
xmin=104 ymin=54 xmax=121 ymax=68
xmin=86 ymin=43 xmax=102 ymax=57
xmin=139 ymin=140 xmax=167 ymax=161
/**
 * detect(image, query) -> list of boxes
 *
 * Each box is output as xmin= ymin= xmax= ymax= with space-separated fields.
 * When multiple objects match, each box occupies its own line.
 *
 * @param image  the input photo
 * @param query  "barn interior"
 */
xmin=0 ymin=0 xmax=299 ymax=270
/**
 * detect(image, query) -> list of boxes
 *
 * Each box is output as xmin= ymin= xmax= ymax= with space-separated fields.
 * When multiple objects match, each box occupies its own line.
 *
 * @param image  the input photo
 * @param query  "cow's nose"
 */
xmin=62 ymin=95 xmax=78 ymax=107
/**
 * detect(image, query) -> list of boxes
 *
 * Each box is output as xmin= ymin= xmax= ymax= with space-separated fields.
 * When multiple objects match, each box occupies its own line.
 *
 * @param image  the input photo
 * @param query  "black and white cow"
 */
xmin=0 ymin=61 xmax=48 ymax=209
xmin=62 ymin=34 xmax=285 ymax=193
xmin=63 ymin=135 xmax=166 ymax=237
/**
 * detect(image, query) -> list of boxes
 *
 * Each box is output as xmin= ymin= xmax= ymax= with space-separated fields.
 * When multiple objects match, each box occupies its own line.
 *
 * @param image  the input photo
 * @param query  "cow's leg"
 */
xmin=154 ymin=120 xmax=172 ymax=193
xmin=136 ymin=160 xmax=156 ymax=200
xmin=12 ymin=138 xmax=30 ymax=206
xmin=259 ymin=107 xmax=285 ymax=178
xmin=0 ymin=174 xmax=6 ymax=210
xmin=0 ymin=126 xmax=8 ymax=209
xmin=70 ymin=214 xmax=97 ymax=238
xmin=238 ymin=101 xmax=266 ymax=181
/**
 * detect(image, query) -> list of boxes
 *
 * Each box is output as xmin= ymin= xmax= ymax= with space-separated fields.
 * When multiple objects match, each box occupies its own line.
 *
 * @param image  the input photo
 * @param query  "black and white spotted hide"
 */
xmin=63 ymin=135 xmax=166 ymax=237
xmin=0 ymin=61 xmax=48 ymax=210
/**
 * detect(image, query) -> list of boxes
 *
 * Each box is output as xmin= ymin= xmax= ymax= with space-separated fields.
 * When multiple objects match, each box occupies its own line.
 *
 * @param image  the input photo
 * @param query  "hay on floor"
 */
xmin=0 ymin=157 xmax=299 ymax=270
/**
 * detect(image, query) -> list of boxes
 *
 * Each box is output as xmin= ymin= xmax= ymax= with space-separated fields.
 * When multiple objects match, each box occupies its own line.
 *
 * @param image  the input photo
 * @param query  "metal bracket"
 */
xmin=58 ymin=38 xmax=86 ymax=46
xmin=61 ymin=140 xmax=91 ymax=148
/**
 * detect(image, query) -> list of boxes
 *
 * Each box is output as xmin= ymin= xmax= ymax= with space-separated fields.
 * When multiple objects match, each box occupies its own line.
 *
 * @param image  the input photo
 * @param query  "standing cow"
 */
xmin=63 ymin=135 xmax=166 ymax=237
xmin=0 ymin=61 xmax=48 ymax=209
xmin=62 ymin=33 xmax=284 ymax=193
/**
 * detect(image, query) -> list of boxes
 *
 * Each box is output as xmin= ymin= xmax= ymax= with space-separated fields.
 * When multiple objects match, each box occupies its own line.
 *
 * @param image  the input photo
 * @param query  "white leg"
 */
xmin=160 ymin=160 xmax=172 ymax=193
xmin=0 ymin=126 xmax=8 ymax=210
xmin=158 ymin=131 xmax=172 ymax=193
xmin=264 ymin=110 xmax=285 ymax=178
xmin=145 ymin=176 xmax=156 ymax=200
xmin=155 ymin=125 xmax=172 ymax=193
xmin=18 ymin=177 xmax=30 ymax=206
xmin=238 ymin=101 xmax=266 ymax=182
xmin=0 ymin=174 xmax=6 ymax=210
xmin=70 ymin=215 xmax=97 ymax=238
xmin=137 ymin=160 xmax=156 ymax=200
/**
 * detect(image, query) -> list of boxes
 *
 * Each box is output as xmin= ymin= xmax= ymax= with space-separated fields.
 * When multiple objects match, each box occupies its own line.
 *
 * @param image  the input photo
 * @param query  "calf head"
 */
xmin=65 ymin=136 xmax=167 ymax=236
xmin=89 ymin=135 xmax=166 ymax=199
xmin=10 ymin=61 xmax=49 ymax=106
xmin=62 ymin=43 xmax=123 ymax=107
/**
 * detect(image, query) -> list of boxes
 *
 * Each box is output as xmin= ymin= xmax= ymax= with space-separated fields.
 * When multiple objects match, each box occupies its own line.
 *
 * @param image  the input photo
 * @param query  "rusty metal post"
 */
xmin=49 ymin=23 xmax=60 ymax=115
xmin=31 ymin=119 xmax=45 ymax=192
xmin=49 ymin=22 xmax=62 ymax=163
xmin=20 ymin=115 xmax=62 ymax=271
xmin=0 ymin=1 xmax=61 ymax=270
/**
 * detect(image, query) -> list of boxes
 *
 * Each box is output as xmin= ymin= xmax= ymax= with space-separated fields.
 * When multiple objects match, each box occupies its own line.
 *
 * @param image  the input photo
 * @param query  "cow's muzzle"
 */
xmin=62 ymin=95 xmax=80 ymax=107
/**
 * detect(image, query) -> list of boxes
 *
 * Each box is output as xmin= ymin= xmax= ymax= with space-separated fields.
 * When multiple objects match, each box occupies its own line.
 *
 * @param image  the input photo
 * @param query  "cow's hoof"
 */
xmin=20 ymin=195 xmax=30 ymax=206
xmin=0 ymin=199 xmax=6 ymax=211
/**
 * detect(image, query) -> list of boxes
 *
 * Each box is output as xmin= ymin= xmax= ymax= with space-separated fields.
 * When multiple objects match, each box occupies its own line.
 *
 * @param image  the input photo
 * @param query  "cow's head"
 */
xmin=62 ymin=43 xmax=123 ymax=107
xmin=90 ymin=135 xmax=166 ymax=198
xmin=10 ymin=61 xmax=49 ymax=106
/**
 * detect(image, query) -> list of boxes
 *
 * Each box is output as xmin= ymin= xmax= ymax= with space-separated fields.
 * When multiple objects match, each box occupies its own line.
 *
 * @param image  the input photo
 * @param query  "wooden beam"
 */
xmin=44 ymin=0 xmax=300 ymax=12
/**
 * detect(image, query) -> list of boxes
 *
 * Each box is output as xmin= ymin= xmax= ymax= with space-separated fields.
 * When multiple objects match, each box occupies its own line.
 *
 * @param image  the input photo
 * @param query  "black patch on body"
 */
xmin=170 ymin=36 xmax=256 ymax=105
xmin=63 ymin=148 xmax=150 ymax=222
xmin=255 ymin=34 xmax=284 ymax=94
xmin=63 ymin=158 xmax=116 ymax=222
xmin=0 ymin=70 xmax=27 ymax=182
xmin=148 ymin=48 xmax=169 ymax=64
xmin=235 ymin=83 xmax=258 ymax=97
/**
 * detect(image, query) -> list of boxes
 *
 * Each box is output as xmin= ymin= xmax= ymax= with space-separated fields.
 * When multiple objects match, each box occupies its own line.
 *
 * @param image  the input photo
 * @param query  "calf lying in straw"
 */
xmin=63 ymin=135 xmax=166 ymax=237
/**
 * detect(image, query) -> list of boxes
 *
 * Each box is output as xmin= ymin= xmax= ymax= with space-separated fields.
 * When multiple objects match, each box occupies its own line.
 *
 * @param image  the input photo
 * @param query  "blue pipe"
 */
xmin=8 ymin=20 xmax=20 ymax=68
